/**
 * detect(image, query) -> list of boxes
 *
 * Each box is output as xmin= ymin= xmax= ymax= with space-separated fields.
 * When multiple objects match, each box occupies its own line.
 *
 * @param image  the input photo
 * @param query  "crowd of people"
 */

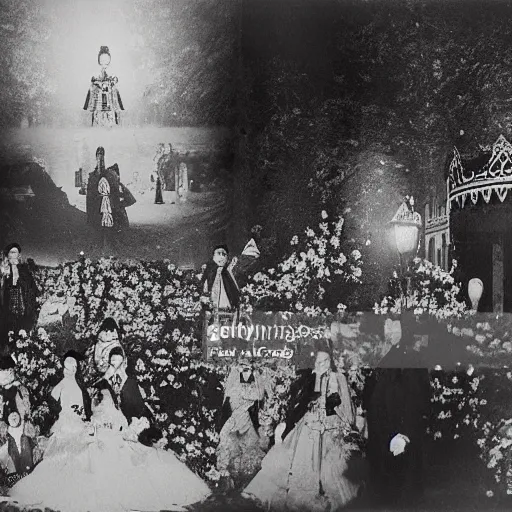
xmin=0 ymin=237 xmax=434 ymax=512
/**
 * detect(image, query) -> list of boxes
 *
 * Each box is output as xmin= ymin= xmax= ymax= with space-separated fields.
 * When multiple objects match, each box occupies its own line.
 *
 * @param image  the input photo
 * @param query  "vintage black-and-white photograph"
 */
xmin=0 ymin=0 xmax=511 ymax=511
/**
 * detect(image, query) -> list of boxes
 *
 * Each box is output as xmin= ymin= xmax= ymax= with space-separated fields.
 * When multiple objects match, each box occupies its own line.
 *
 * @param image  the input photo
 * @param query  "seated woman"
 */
xmin=98 ymin=347 xmax=161 ymax=447
xmin=9 ymin=351 xmax=96 ymax=509
xmin=10 ymin=383 xmax=211 ymax=512
xmin=242 ymin=343 xmax=361 ymax=512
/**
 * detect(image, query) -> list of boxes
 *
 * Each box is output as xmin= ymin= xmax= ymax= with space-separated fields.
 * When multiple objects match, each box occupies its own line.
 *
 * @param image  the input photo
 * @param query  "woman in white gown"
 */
xmin=10 ymin=355 xmax=211 ymax=512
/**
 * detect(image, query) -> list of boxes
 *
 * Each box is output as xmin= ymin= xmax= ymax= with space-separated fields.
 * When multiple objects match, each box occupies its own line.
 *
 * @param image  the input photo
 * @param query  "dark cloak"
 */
xmin=0 ymin=264 xmax=39 ymax=341
xmin=201 ymin=260 xmax=240 ymax=310
xmin=363 ymin=342 xmax=431 ymax=506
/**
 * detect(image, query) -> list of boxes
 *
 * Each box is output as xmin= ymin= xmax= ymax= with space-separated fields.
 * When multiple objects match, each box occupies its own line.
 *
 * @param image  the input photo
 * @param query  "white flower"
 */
xmin=321 ymin=210 xmax=328 ymax=219
xmin=351 ymin=249 xmax=361 ymax=261
xmin=486 ymin=490 xmax=494 ymax=498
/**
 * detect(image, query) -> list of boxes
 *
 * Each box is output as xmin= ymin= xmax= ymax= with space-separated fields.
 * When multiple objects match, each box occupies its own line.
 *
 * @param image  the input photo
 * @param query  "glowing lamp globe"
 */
xmin=468 ymin=278 xmax=483 ymax=311
xmin=390 ymin=201 xmax=422 ymax=256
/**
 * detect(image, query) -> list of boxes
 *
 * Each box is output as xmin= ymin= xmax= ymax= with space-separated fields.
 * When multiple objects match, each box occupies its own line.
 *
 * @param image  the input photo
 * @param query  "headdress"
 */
xmin=99 ymin=317 xmax=121 ymax=335
xmin=213 ymin=244 xmax=229 ymax=255
xmin=98 ymin=46 xmax=111 ymax=65
xmin=62 ymin=350 xmax=85 ymax=363
xmin=108 ymin=163 xmax=120 ymax=178
xmin=4 ymin=243 xmax=21 ymax=256
xmin=108 ymin=346 xmax=124 ymax=360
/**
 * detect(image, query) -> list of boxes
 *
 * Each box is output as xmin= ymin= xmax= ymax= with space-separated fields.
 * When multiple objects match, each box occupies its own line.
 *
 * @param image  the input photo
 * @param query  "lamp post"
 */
xmin=389 ymin=197 xmax=422 ymax=312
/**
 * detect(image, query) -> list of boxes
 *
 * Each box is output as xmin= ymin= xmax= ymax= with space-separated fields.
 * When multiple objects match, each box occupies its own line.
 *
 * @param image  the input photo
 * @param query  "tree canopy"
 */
xmin=234 ymin=0 xmax=512 ymax=308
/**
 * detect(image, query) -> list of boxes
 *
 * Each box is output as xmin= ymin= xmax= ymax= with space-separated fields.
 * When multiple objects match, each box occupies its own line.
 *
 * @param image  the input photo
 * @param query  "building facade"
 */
xmin=424 ymin=135 xmax=512 ymax=312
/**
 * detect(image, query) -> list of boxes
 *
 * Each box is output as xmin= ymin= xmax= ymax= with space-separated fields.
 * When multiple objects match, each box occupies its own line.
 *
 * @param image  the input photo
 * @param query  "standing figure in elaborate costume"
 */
xmin=86 ymin=148 xmax=121 ymax=248
xmin=83 ymin=46 xmax=124 ymax=127
xmin=363 ymin=313 xmax=431 ymax=508
xmin=217 ymin=362 xmax=272 ymax=488
xmin=154 ymin=176 xmax=164 ymax=204
xmin=0 ymin=244 xmax=39 ymax=350
xmin=243 ymin=344 xmax=361 ymax=512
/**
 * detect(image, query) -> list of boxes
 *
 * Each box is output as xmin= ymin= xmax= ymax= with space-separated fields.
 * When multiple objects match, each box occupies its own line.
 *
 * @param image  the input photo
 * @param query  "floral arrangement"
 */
xmin=241 ymin=211 xmax=363 ymax=316
xmin=256 ymin=361 xmax=297 ymax=438
xmin=479 ymin=418 xmax=512 ymax=496
xmin=14 ymin=328 xmax=62 ymax=434
xmin=468 ymin=370 xmax=512 ymax=497
xmin=374 ymin=258 xmax=467 ymax=320
xmin=448 ymin=315 xmax=512 ymax=360
xmin=16 ymin=254 xmax=337 ymax=485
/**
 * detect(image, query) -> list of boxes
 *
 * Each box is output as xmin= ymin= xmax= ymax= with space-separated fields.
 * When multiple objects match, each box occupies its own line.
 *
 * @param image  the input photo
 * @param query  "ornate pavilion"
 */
xmin=424 ymin=135 xmax=512 ymax=313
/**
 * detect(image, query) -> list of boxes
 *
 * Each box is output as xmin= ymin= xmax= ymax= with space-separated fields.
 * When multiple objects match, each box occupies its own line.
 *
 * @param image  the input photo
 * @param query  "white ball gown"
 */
xmin=9 ymin=381 xmax=211 ymax=512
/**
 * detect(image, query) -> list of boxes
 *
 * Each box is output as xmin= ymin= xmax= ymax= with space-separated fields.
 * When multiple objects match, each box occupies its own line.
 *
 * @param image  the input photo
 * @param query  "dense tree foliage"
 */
xmin=234 ymin=0 xmax=512 ymax=308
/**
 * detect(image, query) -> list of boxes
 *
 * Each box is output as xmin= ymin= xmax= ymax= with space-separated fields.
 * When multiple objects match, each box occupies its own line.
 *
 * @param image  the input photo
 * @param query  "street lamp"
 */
xmin=390 ymin=197 xmax=422 ymax=270
xmin=389 ymin=197 xmax=422 ymax=313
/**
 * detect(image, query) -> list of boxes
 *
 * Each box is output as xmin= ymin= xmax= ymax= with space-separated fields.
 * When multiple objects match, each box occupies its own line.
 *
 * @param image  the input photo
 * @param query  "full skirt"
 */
xmin=10 ymin=427 xmax=211 ymax=512
xmin=243 ymin=415 xmax=360 ymax=512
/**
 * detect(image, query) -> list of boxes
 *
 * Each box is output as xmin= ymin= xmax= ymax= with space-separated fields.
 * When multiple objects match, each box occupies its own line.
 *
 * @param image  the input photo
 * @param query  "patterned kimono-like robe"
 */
xmin=83 ymin=69 xmax=124 ymax=127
